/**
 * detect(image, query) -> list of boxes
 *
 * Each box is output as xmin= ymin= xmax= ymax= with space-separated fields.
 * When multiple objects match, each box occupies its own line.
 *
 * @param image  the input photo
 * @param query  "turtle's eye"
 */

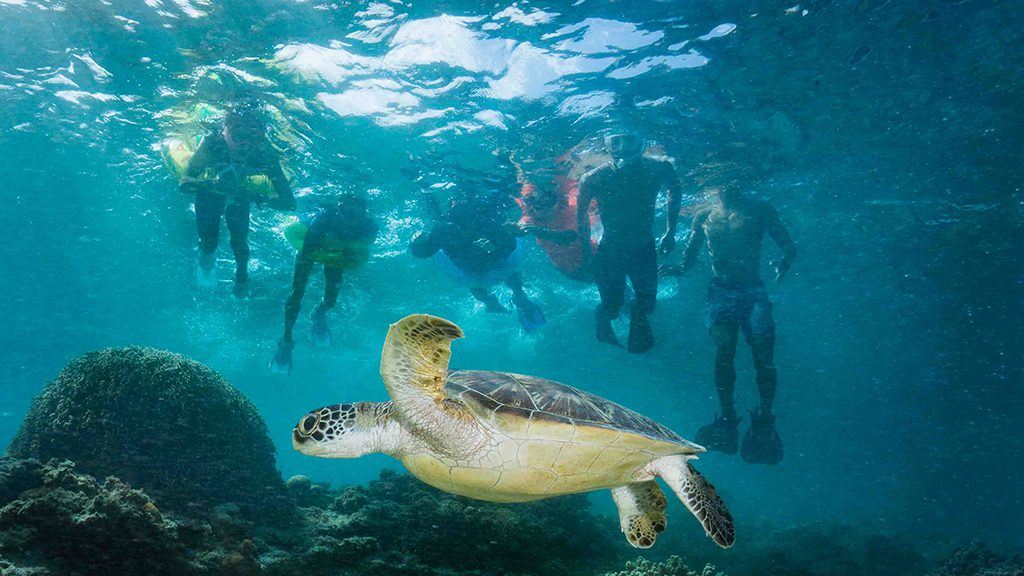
xmin=300 ymin=414 xmax=320 ymax=435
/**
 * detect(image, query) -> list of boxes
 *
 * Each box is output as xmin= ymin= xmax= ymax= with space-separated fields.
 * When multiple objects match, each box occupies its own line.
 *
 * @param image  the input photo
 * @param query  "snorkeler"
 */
xmin=660 ymin=165 xmax=797 ymax=465
xmin=511 ymin=155 xmax=598 ymax=282
xmin=577 ymin=131 xmax=682 ymax=353
xmin=270 ymin=194 xmax=378 ymax=375
xmin=180 ymin=98 xmax=297 ymax=298
xmin=410 ymin=188 xmax=545 ymax=332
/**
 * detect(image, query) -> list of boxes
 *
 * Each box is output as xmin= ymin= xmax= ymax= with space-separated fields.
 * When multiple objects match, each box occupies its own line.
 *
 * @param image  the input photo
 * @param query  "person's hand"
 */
xmin=473 ymin=238 xmax=497 ymax=254
xmin=770 ymin=259 xmax=790 ymax=283
xmin=517 ymin=222 xmax=540 ymax=236
xmin=658 ymin=231 xmax=676 ymax=255
xmin=658 ymin=263 xmax=684 ymax=277
xmin=504 ymin=222 xmax=530 ymax=237
xmin=178 ymin=177 xmax=202 ymax=194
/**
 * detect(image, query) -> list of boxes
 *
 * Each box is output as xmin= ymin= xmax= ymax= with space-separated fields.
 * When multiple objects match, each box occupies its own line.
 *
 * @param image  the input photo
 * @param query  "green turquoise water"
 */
xmin=0 ymin=0 xmax=1021 ymax=565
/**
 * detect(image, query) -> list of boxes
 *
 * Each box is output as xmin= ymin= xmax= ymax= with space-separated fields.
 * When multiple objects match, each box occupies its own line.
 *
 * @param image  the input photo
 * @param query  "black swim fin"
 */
xmin=741 ymin=408 xmax=783 ymax=465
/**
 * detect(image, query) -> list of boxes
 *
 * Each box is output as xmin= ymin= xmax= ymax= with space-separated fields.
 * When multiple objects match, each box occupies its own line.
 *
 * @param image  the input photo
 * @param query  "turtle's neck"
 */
xmin=369 ymin=402 xmax=420 ymax=458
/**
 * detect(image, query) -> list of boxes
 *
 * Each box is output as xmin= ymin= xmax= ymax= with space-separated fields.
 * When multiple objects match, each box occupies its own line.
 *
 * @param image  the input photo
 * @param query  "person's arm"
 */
xmin=659 ymin=161 xmax=682 ymax=255
xmin=180 ymin=135 xmax=216 ymax=193
xmin=576 ymin=174 xmax=595 ymax=256
xmin=660 ymin=211 xmax=706 ymax=276
xmin=531 ymin=226 xmax=578 ymax=245
xmin=265 ymin=148 xmax=296 ymax=211
xmin=764 ymin=203 xmax=797 ymax=282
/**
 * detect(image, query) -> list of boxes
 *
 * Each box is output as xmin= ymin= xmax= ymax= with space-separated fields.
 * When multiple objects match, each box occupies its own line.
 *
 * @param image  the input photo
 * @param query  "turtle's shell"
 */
xmin=445 ymin=370 xmax=694 ymax=448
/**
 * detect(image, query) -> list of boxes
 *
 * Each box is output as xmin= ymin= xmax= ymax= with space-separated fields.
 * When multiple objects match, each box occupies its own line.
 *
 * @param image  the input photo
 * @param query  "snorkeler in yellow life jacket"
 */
xmin=270 ymin=194 xmax=378 ymax=375
xmin=177 ymin=98 xmax=297 ymax=299
xmin=162 ymin=102 xmax=298 ymax=203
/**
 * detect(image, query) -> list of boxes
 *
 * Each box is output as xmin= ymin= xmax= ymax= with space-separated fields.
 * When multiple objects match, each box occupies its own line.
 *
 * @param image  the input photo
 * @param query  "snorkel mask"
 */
xmin=224 ymin=98 xmax=266 ymax=153
xmin=604 ymin=132 xmax=644 ymax=168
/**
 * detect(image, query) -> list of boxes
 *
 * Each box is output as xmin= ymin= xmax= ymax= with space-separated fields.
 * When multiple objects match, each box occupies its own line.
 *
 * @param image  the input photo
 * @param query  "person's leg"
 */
xmin=626 ymin=241 xmax=657 ymax=353
xmin=469 ymin=287 xmax=506 ymax=312
xmin=273 ymin=256 xmax=314 ymax=375
xmin=748 ymin=331 xmax=777 ymax=414
xmin=283 ymin=257 xmax=315 ymax=344
xmin=594 ymin=243 xmax=627 ymax=345
xmin=195 ymin=192 xmax=225 ymax=266
xmin=320 ymin=265 xmax=343 ymax=312
xmin=310 ymin=264 xmax=342 ymax=346
xmin=740 ymin=292 xmax=782 ymax=464
xmin=506 ymin=272 xmax=545 ymax=332
xmin=696 ymin=321 xmax=741 ymax=454
xmin=224 ymin=200 xmax=252 ymax=286
xmin=711 ymin=323 xmax=741 ymax=419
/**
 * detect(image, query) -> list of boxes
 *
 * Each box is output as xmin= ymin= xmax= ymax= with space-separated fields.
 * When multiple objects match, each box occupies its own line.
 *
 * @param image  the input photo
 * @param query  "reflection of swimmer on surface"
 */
xmin=410 ymin=187 xmax=545 ymax=332
xmin=577 ymin=131 xmax=682 ymax=353
xmin=178 ymin=97 xmax=297 ymax=298
xmin=510 ymin=152 xmax=600 ymax=283
xmin=660 ymin=162 xmax=797 ymax=465
xmin=270 ymin=194 xmax=378 ymax=375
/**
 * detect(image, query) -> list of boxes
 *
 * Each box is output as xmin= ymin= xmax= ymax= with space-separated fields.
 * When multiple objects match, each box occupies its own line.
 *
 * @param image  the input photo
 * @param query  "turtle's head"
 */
xmin=292 ymin=402 xmax=387 ymax=459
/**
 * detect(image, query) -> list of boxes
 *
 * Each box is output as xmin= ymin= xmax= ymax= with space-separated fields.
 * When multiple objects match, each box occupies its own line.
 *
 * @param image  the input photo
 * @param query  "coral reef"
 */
xmin=6 ymin=347 xmax=288 ymax=519
xmin=0 ymin=458 xmax=194 ymax=576
xmin=603 ymin=556 xmax=726 ymax=576
xmin=0 ymin=459 xmax=623 ymax=576
xmin=693 ymin=521 xmax=926 ymax=576
xmin=266 ymin=468 xmax=620 ymax=576
xmin=928 ymin=543 xmax=1024 ymax=576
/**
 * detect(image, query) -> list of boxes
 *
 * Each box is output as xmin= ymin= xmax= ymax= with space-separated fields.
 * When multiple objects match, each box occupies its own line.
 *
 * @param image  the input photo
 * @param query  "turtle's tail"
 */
xmin=652 ymin=455 xmax=735 ymax=548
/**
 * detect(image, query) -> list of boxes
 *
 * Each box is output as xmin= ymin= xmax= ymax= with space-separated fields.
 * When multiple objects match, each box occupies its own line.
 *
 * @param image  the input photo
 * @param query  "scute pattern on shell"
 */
xmin=445 ymin=370 xmax=688 ymax=445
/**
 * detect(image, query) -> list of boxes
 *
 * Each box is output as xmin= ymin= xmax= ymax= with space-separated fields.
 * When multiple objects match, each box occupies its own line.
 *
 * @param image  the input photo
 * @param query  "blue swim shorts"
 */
xmin=706 ymin=279 xmax=775 ymax=336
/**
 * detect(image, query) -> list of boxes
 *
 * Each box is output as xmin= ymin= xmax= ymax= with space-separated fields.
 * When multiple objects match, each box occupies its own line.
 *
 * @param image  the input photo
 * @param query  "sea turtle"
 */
xmin=292 ymin=314 xmax=734 ymax=549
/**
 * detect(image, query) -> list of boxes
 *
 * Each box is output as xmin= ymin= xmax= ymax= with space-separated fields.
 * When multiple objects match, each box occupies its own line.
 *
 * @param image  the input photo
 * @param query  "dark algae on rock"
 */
xmin=7 ymin=347 xmax=288 ymax=519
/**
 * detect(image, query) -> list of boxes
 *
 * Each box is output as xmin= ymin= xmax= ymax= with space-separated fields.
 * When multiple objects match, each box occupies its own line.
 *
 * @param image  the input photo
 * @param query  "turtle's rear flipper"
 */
xmin=611 ymin=481 xmax=668 ymax=548
xmin=654 ymin=455 xmax=734 ymax=548
xmin=741 ymin=408 xmax=783 ymax=465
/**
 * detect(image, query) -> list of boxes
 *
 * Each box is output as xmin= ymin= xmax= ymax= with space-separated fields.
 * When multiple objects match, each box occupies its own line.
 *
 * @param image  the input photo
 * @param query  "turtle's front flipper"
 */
xmin=611 ymin=481 xmax=668 ymax=548
xmin=653 ymin=455 xmax=734 ymax=548
xmin=380 ymin=314 xmax=464 ymax=404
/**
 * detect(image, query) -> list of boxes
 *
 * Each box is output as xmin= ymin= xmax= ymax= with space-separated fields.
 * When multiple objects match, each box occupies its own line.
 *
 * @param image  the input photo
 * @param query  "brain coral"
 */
xmin=7 ymin=347 xmax=288 ymax=518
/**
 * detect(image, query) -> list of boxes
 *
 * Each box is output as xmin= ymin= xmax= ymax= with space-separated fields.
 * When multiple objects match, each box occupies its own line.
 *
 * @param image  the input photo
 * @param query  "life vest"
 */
xmin=160 ymin=103 xmax=293 ymax=201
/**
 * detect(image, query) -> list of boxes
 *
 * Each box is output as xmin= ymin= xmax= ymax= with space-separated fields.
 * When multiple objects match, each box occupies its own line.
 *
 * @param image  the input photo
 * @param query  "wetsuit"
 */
xmin=410 ymin=202 xmax=540 ymax=321
xmin=410 ymin=211 xmax=519 ymax=286
xmin=183 ymin=130 xmax=296 ymax=283
xmin=578 ymin=157 xmax=681 ymax=319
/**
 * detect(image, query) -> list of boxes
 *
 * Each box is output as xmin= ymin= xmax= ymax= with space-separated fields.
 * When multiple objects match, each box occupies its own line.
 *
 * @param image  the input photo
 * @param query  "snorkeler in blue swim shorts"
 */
xmin=409 ymin=189 xmax=545 ymax=332
xmin=661 ymin=163 xmax=797 ymax=465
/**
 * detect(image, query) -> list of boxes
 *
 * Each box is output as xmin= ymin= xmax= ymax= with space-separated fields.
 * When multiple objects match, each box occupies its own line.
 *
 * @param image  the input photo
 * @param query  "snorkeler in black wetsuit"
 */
xmin=660 ymin=166 xmax=797 ymax=464
xmin=409 ymin=191 xmax=544 ymax=331
xmin=577 ymin=132 xmax=681 ymax=353
xmin=180 ymin=98 xmax=296 ymax=298
xmin=270 ymin=194 xmax=378 ymax=375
